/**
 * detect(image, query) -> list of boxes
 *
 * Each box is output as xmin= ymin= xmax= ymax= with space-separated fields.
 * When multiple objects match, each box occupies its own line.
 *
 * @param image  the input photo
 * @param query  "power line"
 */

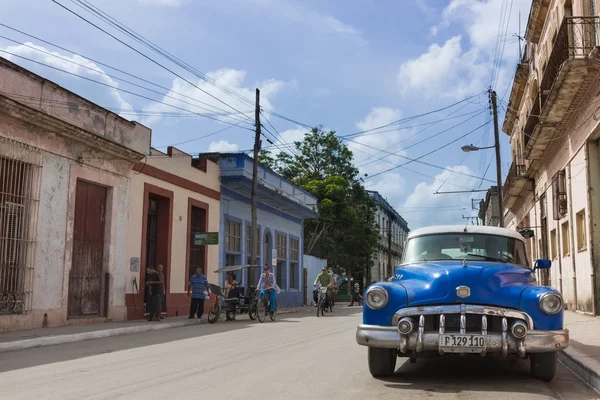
xmin=0 ymin=26 xmax=255 ymax=124
xmin=0 ymin=48 xmax=256 ymax=130
xmin=52 ymin=0 xmax=254 ymax=121
xmin=356 ymin=120 xmax=493 ymax=181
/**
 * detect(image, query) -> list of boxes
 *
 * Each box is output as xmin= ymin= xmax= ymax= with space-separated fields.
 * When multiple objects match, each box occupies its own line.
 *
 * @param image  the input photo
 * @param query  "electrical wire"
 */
xmin=0 ymin=48 xmax=256 ymax=130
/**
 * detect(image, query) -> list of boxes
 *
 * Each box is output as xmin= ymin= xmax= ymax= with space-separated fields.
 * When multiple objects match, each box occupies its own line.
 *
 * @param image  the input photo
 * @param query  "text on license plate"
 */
xmin=439 ymin=334 xmax=485 ymax=348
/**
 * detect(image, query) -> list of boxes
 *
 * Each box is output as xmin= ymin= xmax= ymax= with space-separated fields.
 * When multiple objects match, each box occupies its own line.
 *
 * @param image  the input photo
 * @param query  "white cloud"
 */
xmin=1 ymin=42 xmax=136 ymax=119
xmin=142 ymin=68 xmax=288 ymax=126
xmin=348 ymin=107 xmax=411 ymax=205
xmin=398 ymin=0 xmax=530 ymax=100
xmin=208 ymin=140 xmax=239 ymax=152
xmin=265 ymin=126 xmax=309 ymax=157
xmin=397 ymin=35 xmax=490 ymax=99
xmin=402 ymin=165 xmax=479 ymax=227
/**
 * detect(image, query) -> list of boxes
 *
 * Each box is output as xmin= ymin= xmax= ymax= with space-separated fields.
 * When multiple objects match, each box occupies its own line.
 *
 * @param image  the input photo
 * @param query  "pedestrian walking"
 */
xmin=188 ymin=267 xmax=210 ymax=320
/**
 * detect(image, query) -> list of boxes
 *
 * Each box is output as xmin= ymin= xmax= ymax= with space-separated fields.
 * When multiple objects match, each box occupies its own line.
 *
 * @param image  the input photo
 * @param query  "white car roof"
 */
xmin=407 ymin=225 xmax=525 ymax=242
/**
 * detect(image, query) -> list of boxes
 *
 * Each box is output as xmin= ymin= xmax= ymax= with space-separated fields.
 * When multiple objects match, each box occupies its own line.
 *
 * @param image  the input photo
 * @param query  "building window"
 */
xmin=561 ymin=221 xmax=570 ymax=256
xmin=550 ymin=229 xmax=557 ymax=260
xmin=576 ymin=209 xmax=587 ymax=251
xmin=246 ymin=224 xmax=260 ymax=259
xmin=290 ymin=238 xmax=299 ymax=290
xmin=226 ymin=219 xmax=241 ymax=252
xmin=552 ymin=170 xmax=567 ymax=219
xmin=0 ymin=140 xmax=41 ymax=315
xmin=276 ymin=233 xmax=287 ymax=289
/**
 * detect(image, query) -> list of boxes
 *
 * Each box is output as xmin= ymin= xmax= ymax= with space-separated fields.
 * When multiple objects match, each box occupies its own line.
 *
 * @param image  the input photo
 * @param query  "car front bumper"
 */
xmin=356 ymin=324 xmax=569 ymax=357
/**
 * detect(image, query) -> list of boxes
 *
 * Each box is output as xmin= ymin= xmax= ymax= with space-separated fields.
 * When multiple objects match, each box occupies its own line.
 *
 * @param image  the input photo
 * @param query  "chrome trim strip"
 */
xmin=392 ymin=304 xmax=534 ymax=329
xmin=481 ymin=315 xmax=488 ymax=357
xmin=501 ymin=317 xmax=508 ymax=358
xmin=438 ymin=314 xmax=445 ymax=355
xmin=416 ymin=315 xmax=425 ymax=353
xmin=356 ymin=325 xmax=569 ymax=354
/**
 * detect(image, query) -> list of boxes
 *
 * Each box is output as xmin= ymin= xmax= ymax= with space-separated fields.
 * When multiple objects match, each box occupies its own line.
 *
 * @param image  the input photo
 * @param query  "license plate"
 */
xmin=439 ymin=334 xmax=485 ymax=352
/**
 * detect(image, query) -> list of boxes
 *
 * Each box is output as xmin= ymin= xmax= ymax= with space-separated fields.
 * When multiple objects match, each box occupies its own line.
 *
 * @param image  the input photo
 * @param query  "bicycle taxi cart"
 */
xmin=212 ymin=264 xmax=261 ymax=322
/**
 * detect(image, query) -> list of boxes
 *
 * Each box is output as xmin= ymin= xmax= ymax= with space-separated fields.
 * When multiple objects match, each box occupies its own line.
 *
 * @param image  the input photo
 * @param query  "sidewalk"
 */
xmin=0 ymin=307 xmax=307 ymax=354
xmin=559 ymin=310 xmax=600 ymax=393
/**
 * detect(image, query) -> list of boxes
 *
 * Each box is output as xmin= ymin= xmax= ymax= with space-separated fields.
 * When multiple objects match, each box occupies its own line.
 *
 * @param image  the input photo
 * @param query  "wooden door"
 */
xmin=68 ymin=180 xmax=107 ymax=317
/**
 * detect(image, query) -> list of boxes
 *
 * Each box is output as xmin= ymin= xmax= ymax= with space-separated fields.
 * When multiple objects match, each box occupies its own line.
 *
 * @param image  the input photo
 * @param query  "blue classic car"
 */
xmin=356 ymin=225 xmax=569 ymax=381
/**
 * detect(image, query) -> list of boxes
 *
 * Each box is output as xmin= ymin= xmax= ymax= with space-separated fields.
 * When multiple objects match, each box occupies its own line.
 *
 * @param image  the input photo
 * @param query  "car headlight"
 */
xmin=539 ymin=292 xmax=563 ymax=315
xmin=365 ymin=286 xmax=388 ymax=310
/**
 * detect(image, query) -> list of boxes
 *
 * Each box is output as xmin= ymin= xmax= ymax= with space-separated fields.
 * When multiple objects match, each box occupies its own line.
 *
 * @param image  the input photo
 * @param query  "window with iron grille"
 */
xmin=276 ymin=234 xmax=287 ymax=260
xmin=226 ymin=219 xmax=241 ymax=252
xmin=0 ymin=137 xmax=41 ymax=315
xmin=289 ymin=238 xmax=299 ymax=290
xmin=246 ymin=225 xmax=260 ymax=258
xmin=552 ymin=170 xmax=567 ymax=219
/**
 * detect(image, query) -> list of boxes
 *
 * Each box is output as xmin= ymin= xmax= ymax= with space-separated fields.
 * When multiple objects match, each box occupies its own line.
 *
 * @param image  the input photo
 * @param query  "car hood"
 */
xmin=396 ymin=261 xmax=535 ymax=309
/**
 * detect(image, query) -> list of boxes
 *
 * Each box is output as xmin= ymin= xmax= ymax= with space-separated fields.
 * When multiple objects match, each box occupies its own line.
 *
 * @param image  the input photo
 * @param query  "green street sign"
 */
xmin=194 ymin=232 xmax=219 ymax=245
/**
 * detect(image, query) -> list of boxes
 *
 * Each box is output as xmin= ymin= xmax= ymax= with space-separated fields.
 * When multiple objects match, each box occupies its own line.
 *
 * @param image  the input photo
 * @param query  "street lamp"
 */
xmin=461 ymin=141 xmax=504 ymax=227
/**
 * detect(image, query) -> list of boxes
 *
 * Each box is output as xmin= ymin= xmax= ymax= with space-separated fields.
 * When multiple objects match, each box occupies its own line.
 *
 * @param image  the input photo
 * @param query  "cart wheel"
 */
xmin=269 ymin=309 xmax=277 ymax=321
xmin=249 ymin=303 xmax=257 ymax=320
xmin=225 ymin=309 xmax=235 ymax=321
xmin=208 ymin=302 xmax=220 ymax=324
xmin=257 ymin=299 xmax=267 ymax=323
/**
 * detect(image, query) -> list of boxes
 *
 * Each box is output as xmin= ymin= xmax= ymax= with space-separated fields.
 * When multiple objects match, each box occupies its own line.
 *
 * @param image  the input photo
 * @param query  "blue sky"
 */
xmin=0 ymin=0 xmax=531 ymax=228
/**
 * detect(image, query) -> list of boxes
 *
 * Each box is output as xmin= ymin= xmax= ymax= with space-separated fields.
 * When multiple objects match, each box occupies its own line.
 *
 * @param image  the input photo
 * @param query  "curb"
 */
xmin=0 ymin=308 xmax=302 ymax=354
xmin=559 ymin=347 xmax=600 ymax=393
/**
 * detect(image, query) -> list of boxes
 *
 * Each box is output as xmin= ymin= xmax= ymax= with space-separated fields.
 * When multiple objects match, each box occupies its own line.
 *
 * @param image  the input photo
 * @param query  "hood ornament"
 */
xmin=456 ymin=285 xmax=471 ymax=298
xmin=461 ymin=257 xmax=469 ymax=267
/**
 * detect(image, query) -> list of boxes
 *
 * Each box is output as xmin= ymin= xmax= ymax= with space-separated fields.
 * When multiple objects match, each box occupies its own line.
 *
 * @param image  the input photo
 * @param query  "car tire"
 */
xmin=529 ymin=352 xmax=557 ymax=381
xmin=368 ymin=347 xmax=397 ymax=377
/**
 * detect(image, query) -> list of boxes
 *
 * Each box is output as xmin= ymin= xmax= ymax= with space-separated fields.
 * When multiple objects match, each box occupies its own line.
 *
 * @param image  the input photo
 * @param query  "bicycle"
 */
xmin=256 ymin=289 xmax=278 ymax=323
xmin=316 ymin=286 xmax=328 ymax=317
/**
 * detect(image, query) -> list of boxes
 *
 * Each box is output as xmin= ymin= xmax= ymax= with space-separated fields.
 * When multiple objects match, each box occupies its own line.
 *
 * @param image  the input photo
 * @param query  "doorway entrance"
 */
xmin=68 ymin=180 xmax=107 ymax=318
xmin=188 ymin=203 xmax=207 ymax=281
xmin=143 ymin=192 xmax=171 ymax=315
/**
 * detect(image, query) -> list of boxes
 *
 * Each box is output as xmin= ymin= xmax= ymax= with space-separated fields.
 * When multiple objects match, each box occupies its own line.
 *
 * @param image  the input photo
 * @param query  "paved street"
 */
xmin=0 ymin=307 xmax=597 ymax=400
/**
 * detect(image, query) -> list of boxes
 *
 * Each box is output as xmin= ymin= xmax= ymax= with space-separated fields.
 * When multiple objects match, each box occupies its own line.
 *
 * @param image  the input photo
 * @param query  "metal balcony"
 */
xmin=523 ymin=16 xmax=600 ymax=166
xmin=502 ymin=161 xmax=530 ymax=210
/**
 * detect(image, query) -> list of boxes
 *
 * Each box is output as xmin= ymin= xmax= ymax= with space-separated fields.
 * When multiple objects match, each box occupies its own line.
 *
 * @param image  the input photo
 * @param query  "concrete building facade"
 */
xmin=0 ymin=57 xmax=151 ymax=332
xmin=367 ymin=190 xmax=409 ymax=283
xmin=125 ymin=148 xmax=220 ymax=320
xmin=217 ymin=153 xmax=318 ymax=308
xmin=479 ymin=186 xmax=500 ymax=227
xmin=502 ymin=0 xmax=600 ymax=315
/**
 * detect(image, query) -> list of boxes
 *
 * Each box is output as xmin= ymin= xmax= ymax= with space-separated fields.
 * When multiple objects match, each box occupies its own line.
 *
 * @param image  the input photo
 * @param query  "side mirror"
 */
xmin=534 ymin=259 xmax=552 ymax=270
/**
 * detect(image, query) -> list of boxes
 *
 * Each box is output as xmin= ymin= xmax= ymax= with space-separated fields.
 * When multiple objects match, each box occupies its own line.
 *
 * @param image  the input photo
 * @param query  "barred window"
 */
xmin=0 ymin=137 xmax=41 ymax=315
xmin=290 ymin=238 xmax=299 ymax=261
xmin=226 ymin=219 xmax=241 ymax=252
xmin=276 ymin=234 xmax=287 ymax=259
xmin=246 ymin=225 xmax=260 ymax=257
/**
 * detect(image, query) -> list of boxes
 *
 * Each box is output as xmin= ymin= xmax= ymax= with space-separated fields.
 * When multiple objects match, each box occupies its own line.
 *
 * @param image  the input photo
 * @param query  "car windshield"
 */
xmin=402 ymin=233 xmax=529 ymax=268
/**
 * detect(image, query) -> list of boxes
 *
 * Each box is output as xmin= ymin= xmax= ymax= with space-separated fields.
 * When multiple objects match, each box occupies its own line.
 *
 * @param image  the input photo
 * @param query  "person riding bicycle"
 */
xmin=256 ymin=265 xmax=280 ymax=316
xmin=313 ymin=267 xmax=334 ymax=308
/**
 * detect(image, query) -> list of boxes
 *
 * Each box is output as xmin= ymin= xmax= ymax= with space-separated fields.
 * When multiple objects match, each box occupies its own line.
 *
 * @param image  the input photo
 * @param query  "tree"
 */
xmin=258 ymin=149 xmax=277 ymax=170
xmin=263 ymin=127 xmax=379 ymax=281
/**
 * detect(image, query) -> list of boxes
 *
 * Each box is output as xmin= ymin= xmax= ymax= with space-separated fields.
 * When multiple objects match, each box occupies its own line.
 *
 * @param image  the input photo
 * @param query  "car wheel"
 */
xmin=530 ymin=352 xmax=557 ymax=381
xmin=368 ymin=347 xmax=397 ymax=377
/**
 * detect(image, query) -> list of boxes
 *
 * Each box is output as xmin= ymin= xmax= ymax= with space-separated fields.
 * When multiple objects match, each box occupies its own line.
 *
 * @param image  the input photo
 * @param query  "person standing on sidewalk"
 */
xmin=145 ymin=266 xmax=159 ymax=321
xmin=151 ymin=264 xmax=165 ymax=321
xmin=188 ymin=267 xmax=210 ymax=320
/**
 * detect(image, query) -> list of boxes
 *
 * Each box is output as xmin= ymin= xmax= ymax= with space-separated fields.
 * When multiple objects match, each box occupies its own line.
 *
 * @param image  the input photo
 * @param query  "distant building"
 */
xmin=125 ymin=148 xmax=221 ymax=320
xmin=216 ymin=153 xmax=318 ymax=308
xmin=367 ymin=191 xmax=409 ymax=283
xmin=478 ymin=186 xmax=500 ymax=226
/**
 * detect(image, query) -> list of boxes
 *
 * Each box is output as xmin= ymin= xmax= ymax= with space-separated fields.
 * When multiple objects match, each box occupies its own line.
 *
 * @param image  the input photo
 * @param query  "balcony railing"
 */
xmin=540 ymin=16 xmax=600 ymax=109
xmin=502 ymin=161 xmax=526 ymax=201
xmin=523 ymin=93 xmax=541 ymax=149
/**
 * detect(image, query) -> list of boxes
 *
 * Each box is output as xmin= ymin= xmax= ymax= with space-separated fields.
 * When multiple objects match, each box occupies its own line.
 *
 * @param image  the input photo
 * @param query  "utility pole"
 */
xmin=387 ymin=218 xmax=392 ymax=278
xmin=250 ymin=88 xmax=260 ymax=267
xmin=490 ymin=89 xmax=504 ymax=227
